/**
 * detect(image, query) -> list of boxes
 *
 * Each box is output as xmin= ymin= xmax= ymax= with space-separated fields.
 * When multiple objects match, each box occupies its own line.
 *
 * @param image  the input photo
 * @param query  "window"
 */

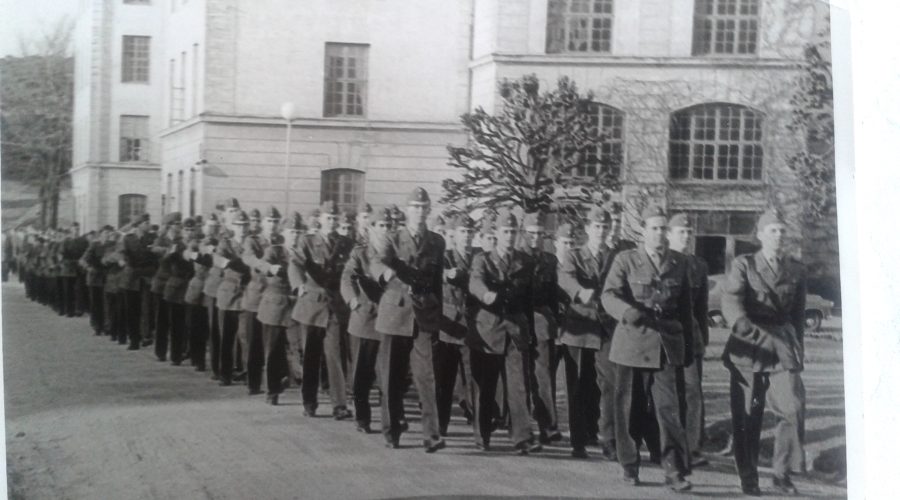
xmin=119 ymin=115 xmax=150 ymax=162
xmin=324 ymin=43 xmax=368 ymax=117
xmin=169 ymin=58 xmax=184 ymax=125
xmin=122 ymin=36 xmax=150 ymax=83
xmin=191 ymin=43 xmax=199 ymax=116
xmin=119 ymin=194 xmax=147 ymax=228
xmin=320 ymin=169 xmax=364 ymax=211
xmin=123 ymin=0 xmax=151 ymax=5
xmin=692 ymin=0 xmax=760 ymax=55
xmin=669 ymin=104 xmax=763 ymax=181
xmin=546 ymin=0 xmax=614 ymax=54
xmin=577 ymin=103 xmax=624 ymax=179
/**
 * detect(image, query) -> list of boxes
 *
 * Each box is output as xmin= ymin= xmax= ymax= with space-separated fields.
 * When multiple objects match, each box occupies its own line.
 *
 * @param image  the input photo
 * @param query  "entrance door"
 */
xmin=695 ymin=236 xmax=726 ymax=275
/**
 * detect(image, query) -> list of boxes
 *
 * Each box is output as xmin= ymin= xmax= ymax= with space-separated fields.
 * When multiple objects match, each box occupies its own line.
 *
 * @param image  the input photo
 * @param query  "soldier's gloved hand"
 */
xmin=733 ymin=317 xmax=754 ymax=335
xmin=623 ymin=307 xmax=648 ymax=327
xmin=482 ymin=291 xmax=498 ymax=305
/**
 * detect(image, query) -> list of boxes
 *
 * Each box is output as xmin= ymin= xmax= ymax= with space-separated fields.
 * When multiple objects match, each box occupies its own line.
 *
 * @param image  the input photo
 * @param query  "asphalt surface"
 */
xmin=2 ymin=280 xmax=846 ymax=499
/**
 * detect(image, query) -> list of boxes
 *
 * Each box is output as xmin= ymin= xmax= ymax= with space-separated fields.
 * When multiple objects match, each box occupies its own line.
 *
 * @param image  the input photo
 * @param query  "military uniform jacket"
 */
xmin=150 ymin=234 xmax=175 ymax=294
xmin=215 ymin=236 xmax=249 ymax=311
xmin=558 ymin=245 xmax=616 ymax=349
xmin=257 ymin=246 xmax=293 ymax=327
xmin=120 ymin=232 xmax=156 ymax=292
xmin=241 ymin=232 xmax=269 ymax=312
xmin=439 ymin=247 xmax=478 ymax=345
xmin=722 ymin=251 xmax=806 ymax=373
xmin=201 ymin=235 xmax=223 ymax=298
xmin=288 ymin=232 xmax=353 ymax=328
xmin=370 ymin=227 xmax=445 ymax=337
xmin=468 ymin=249 xmax=534 ymax=355
xmin=80 ymin=240 xmax=106 ymax=287
xmin=101 ymin=242 xmax=124 ymax=293
xmin=184 ymin=238 xmax=210 ymax=306
xmin=686 ymin=254 xmax=710 ymax=357
xmin=59 ymin=236 xmax=87 ymax=277
xmin=162 ymin=238 xmax=194 ymax=304
xmin=340 ymin=243 xmax=385 ymax=340
xmin=601 ymin=248 xmax=694 ymax=369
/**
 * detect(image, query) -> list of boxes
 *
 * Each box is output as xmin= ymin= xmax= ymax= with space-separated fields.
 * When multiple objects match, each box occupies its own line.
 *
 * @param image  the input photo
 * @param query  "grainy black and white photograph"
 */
xmin=0 ymin=0 xmax=861 ymax=498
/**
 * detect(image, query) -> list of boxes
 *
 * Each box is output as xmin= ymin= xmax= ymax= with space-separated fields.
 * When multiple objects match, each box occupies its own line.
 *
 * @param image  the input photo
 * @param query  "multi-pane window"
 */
xmin=546 ymin=0 xmax=614 ymax=54
xmin=669 ymin=104 xmax=763 ymax=181
xmin=122 ymin=35 xmax=150 ymax=83
xmin=324 ymin=43 xmax=368 ymax=118
xmin=577 ymin=103 xmax=624 ymax=179
xmin=123 ymin=0 xmax=151 ymax=5
xmin=119 ymin=115 xmax=150 ymax=162
xmin=693 ymin=0 xmax=760 ymax=55
xmin=320 ymin=169 xmax=365 ymax=211
xmin=118 ymin=194 xmax=147 ymax=228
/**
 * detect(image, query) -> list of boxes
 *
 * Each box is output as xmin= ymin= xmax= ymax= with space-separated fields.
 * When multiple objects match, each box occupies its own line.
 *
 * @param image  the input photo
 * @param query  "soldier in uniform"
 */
xmin=240 ymin=208 xmax=277 ymax=395
xmin=215 ymin=210 xmax=251 ymax=386
xmin=256 ymin=232 xmax=293 ymax=405
xmin=370 ymin=188 xmax=445 ymax=452
xmin=150 ymin=213 xmax=180 ymax=360
xmin=184 ymin=216 xmax=211 ymax=370
xmin=59 ymin=226 xmax=87 ymax=317
xmin=80 ymin=226 xmax=112 ymax=335
xmin=121 ymin=214 xmax=156 ymax=350
xmin=601 ymin=205 xmax=694 ymax=492
xmin=283 ymin=212 xmax=306 ymax=387
xmin=467 ymin=208 xmax=541 ymax=454
xmin=558 ymin=207 xmax=618 ymax=460
xmin=355 ymin=203 xmax=372 ymax=244
xmin=722 ymin=209 xmax=806 ymax=496
xmin=289 ymin=201 xmax=354 ymax=420
xmin=161 ymin=217 xmax=194 ymax=365
xmin=201 ymin=214 xmax=224 ymax=378
xmin=435 ymin=213 xmax=477 ymax=436
xmin=101 ymin=231 xmax=125 ymax=344
xmin=520 ymin=211 xmax=563 ymax=445
xmin=668 ymin=213 xmax=711 ymax=467
xmin=340 ymin=207 xmax=391 ymax=433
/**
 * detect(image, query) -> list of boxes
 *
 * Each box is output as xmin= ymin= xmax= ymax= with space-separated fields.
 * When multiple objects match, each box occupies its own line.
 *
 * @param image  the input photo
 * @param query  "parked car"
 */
xmin=706 ymin=274 xmax=834 ymax=331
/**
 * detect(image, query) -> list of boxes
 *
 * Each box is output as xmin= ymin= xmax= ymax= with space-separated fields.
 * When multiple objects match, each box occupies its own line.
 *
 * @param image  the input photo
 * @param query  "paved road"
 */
xmin=2 ymin=281 xmax=845 ymax=499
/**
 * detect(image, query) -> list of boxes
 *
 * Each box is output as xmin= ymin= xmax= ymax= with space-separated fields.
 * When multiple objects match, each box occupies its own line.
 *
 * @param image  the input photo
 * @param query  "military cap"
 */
xmin=320 ymin=200 xmax=340 ymax=215
xmin=269 ymin=233 xmax=286 ymax=246
xmin=450 ymin=213 xmax=477 ymax=229
xmin=556 ymin=223 xmax=577 ymax=239
xmin=641 ymin=204 xmax=667 ymax=223
xmin=225 ymin=198 xmax=240 ymax=209
xmin=206 ymin=213 xmax=221 ymax=225
xmin=480 ymin=210 xmax=498 ymax=235
xmin=406 ymin=187 xmax=430 ymax=205
xmin=522 ymin=211 xmax=547 ymax=229
xmin=374 ymin=207 xmax=394 ymax=224
xmin=339 ymin=211 xmax=354 ymax=224
xmin=266 ymin=206 xmax=282 ymax=220
xmin=495 ymin=208 xmax=518 ymax=229
xmin=194 ymin=214 xmax=204 ymax=225
xmin=668 ymin=212 xmax=691 ymax=228
xmin=757 ymin=208 xmax=786 ymax=230
xmin=249 ymin=208 xmax=262 ymax=221
xmin=182 ymin=218 xmax=196 ymax=229
xmin=357 ymin=202 xmax=373 ymax=214
xmin=288 ymin=211 xmax=304 ymax=230
xmin=390 ymin=205 xmax=406 ymax=224
xmin=232 ymin=210 xmax=250 ymax=225
xmin=100 ymin=225 xmax=115 ymax=232
xmin=586 ymin=206 xmax=612 ymax=225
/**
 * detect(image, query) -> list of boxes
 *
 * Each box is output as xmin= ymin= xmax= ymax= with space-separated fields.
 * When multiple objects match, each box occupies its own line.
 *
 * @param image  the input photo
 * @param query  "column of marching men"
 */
xmin=7 ymin=186 xmax=809 ymax=497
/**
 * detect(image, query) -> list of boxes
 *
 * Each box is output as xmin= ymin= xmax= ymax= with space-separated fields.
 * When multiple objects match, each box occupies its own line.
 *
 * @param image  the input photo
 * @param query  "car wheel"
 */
xmin=805 ymin=310 xmax=823 ymax=331
xmin=708 ymin=311 xmax=726 ymax=328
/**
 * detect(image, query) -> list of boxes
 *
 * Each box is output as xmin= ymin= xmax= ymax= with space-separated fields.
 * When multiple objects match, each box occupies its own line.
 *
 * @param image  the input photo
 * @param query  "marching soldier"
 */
xmin=184 ymin=216 xmax=211 ymax=370
xmin=289 ymin=201 xmax=354 ymax=420
xmin=214 ymin=210 xmax=251 ymax=386
xmin=256 ymin=232 xmax=293 ymax=405
xmin=150 ymin=213 xmax=180 ymax=361
xmin=668 ymin=213 xmax=711 ymax=467
xmin=240 ymin=208 xmax=274 ymax=395
xmin=435 ymin=213 xmax=477 ymax=437
xmin=340 ymin=207 xmax=391 ymax=433
xmin=283 ymin=212 xmax=306 ymax=386
xmin=468 ymin=208 xmax=541 ymax=454
xmin=121 ymin=214 xmax=156 ymax=350
xmin=370 ymin=188 xmax=445 ymax=451
xmin=80 ymin=226 xmax=111 ymax=336
xmin=722 ymin=209 xmax=807 ymax=496
xmin=201 ymin=214 xmax=224 ymax=379
xmin=101 ymin=231 xmax=125 ymax=344
xmin=601 ymin=205 xmax=693 ymax=492
xmin=558 ymin=207 xmax=617 ymax=460
xmin=59 ymin=227 xmax=86 ymax=317
xmin=520 ymin=211 xmax=563 ymax=445
xmin=161 ymin=217 xmax=194 ymax=366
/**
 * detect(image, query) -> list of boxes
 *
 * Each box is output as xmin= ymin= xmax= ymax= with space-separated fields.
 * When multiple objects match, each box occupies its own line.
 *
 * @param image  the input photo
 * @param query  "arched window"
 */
xmin=320 ymin=169 xmax=365 ymax=212
xmin=669 ymin=103 xmax=763 ymax=181
xmin=577 ymin=103 xmax=624 ymax=179
xmin=119 ymin=194 xmax=147 ymax=228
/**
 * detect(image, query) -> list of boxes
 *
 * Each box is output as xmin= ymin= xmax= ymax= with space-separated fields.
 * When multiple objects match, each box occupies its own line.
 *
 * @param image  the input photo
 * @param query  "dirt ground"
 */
xmin=2 ymin=280 xmax=846 ymax=499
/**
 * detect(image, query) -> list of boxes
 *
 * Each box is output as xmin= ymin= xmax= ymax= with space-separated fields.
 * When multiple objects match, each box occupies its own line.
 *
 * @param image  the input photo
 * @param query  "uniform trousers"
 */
xmin=153 ymin=294 xmax=170 ymax=360
xmin=530 ymin=338 xmax=559 ymax=436
xmin=434 ymin=340 xmax=470 ymax=435
xmin=76 ymin=272 xmax=89 ymax=315
xmin=564 ymin=343 xmax=617 ymax=450
xmin=728 ymin=365 xmax=805 ymax=486
xmin=470 ymin=343 xmax=533 ymax=448
xmin=682 ymin=356 xmax=705 ymax=453
xmin=240 ymin=311 xmax=265 ymax=392
xmin=88 ymin=286 xmax=105 ymax=334
xmin=123 ymin=289 xmax=142 ymax=348
xmin=285 ymin=321 xmax=304 ymax=384
xmin=166 ymin=302 xmax=186 ymax=363
xmin=141 ymin=284 xmax=154 ymax=342
xmin=218 ymin=310 xmax=241 ymax=384
xmin=614 ymin=363 xmax=690 ymax=481
xmin=205 ymin=297 xmax=221 ymax=377
xmin=261 ymin=324 xmax=289 ymax=395
xmin=60 ymin=276 xmax=77 ymax=317
xmin=186 ymin=302 xmax=209 ymax=369
xmin=380 ymin=326 xmax=440 ymax=445
xmin=352 ymin=337 xmax=380 ymax=425
xmin=301 ymin=319 xmax=347 ymax=411
xmin=104 ymin=291 xmax=120 ymax=342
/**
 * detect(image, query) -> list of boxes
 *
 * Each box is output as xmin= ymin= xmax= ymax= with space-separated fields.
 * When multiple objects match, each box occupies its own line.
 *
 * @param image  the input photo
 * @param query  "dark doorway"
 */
xmin=696 ymin=236 xmax=726 ymax=275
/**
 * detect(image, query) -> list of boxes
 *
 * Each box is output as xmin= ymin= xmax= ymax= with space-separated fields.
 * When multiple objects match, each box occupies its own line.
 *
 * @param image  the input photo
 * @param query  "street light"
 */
xmin=281 ymin=102 xmax=296 ymax=215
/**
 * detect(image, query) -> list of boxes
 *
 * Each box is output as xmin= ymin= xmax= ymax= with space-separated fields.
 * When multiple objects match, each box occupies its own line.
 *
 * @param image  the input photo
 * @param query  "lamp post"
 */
xmin=280 ymin=102 xmax=296 ymax=215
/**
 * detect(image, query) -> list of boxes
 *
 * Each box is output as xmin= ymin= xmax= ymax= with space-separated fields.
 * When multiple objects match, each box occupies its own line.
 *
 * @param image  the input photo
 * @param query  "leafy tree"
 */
xmin=442 ymin=74 xmax=621 ymax=216
xmin=0 ymin=17 xmax=74 ymax=228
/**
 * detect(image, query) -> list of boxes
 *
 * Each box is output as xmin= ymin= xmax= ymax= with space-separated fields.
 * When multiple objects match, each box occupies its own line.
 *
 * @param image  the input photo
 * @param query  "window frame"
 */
xmin=692 ymin=0 xmax=761 ymax=56
xmin=320 ymin=169 xmax=365 ymax=212
xmin=323 ymin=43 xmax=369 ymax=118
xmin=121 ymin=35 xmax=151 ymax=83
xmin=118 ymin=194 xmax=148 ymax=228
xmin=546 ymin=0 xmax=615 ymax=55
xmin=668 ymin=103 xmax=765 ymax=183
xmin=119 ymin=115 xmax=151 ymax=163
xmin=575 ymin=102 xmax=625 ymax=180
